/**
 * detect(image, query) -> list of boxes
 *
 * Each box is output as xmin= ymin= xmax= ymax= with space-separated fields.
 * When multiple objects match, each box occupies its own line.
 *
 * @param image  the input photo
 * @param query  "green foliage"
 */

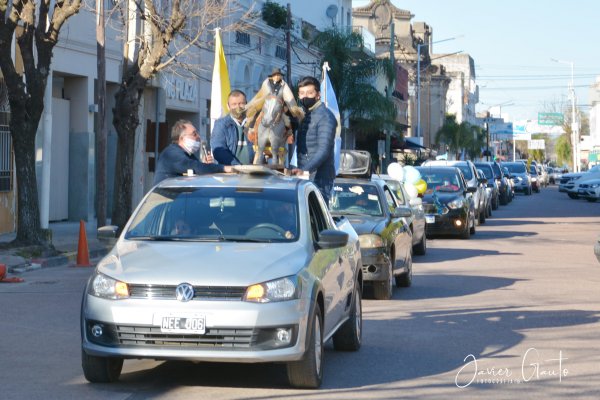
xmin=262 ymin=1 xmax=287 ymax=29
xmin=555 ymin=133 xmax=572 ymax=168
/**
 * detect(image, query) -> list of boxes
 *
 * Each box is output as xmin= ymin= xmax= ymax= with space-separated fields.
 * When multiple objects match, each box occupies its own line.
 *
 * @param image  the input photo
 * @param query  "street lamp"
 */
xmin=416 ymin=36 xmax=459 ymax=145
xmin=551 ymin=58 xmax=578 ymax=172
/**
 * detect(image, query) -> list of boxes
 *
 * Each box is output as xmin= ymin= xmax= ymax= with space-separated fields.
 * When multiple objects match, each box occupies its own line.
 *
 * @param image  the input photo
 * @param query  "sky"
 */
xmin=352 ymin=0 xmax=600 ymax=122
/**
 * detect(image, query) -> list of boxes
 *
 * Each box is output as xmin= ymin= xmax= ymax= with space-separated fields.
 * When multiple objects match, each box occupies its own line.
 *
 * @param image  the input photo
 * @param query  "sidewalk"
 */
xmin=0 ymin=220 xmax=110 ymax=274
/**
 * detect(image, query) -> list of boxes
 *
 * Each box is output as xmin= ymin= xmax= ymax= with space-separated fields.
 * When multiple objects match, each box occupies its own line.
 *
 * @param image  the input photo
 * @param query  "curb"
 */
xmin=7 ymin=247 xmax=109 ymax=274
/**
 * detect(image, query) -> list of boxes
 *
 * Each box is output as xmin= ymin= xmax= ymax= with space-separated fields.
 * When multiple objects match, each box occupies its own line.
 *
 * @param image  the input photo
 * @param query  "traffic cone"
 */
xmin=76 ymin=220 xmax=91 ymax=267
xmin=0 ymin=263 xmax=24 ymax=283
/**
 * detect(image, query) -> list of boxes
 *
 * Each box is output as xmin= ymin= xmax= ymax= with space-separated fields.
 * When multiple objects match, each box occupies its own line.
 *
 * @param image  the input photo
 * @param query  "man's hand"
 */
xmin=291 ymin=168 xmax=304 ymax=176
xmin=202 ymin=153 xmax=215 ymax=164
xmin=223 ymin=166 xmax=235 ymax=173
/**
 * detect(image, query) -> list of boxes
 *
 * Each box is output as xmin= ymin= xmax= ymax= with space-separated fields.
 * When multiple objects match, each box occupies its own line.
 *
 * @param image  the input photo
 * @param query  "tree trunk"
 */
xmin=111 ymin=72 xmax=146 ymax=230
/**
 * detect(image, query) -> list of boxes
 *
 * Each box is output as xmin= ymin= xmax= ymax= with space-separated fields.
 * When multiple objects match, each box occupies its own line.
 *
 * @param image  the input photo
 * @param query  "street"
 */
xmin=1 ymin=186 xmax=599 ymax=400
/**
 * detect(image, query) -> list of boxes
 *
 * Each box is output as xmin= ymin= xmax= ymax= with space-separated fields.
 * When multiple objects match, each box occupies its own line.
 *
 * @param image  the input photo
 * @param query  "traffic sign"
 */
xmin=538 ymin=112 xmax=564 ymax=126
xmin=528 ymin=139 xmax=545 ymax=150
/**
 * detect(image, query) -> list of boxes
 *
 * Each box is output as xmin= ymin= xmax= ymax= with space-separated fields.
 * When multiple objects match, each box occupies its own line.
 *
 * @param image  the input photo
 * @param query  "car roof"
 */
xmin=416 ymin=165 xmax=462 ymax=174
xmin=155 ymin=167 xmax=304 ymax=191
xmin=423 ymin=160 xmax=473 ymax=166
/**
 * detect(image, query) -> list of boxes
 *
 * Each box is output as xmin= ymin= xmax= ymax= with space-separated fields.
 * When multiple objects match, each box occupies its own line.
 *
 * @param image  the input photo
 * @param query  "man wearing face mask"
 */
xmin=291 ymin=76 xmax=337 ymax=205
xmin=153 ymin=119 xmax=233 ymax=185
xmin=211 ymin=90 xmax=256 ymax=165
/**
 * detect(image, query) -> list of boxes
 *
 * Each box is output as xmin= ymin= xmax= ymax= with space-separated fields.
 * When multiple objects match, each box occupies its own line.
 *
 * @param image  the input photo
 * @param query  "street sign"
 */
xmin=538 ymin=112 xmax=564 ymax=126
xmin=528 ymin=139 xmax=545 ymax=150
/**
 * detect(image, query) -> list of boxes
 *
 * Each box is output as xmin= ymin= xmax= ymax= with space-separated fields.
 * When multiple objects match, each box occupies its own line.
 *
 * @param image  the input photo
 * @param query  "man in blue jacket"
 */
xmin=211 ymin=90 xmax=255 ymax=165
xmin=153 ymin=120 xmax=233 ymax=185
xmin=291 ymin=76 xmax=337 ymax=205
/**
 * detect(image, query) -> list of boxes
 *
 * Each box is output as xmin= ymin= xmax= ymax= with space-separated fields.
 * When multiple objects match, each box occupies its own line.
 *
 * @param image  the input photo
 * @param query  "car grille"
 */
xmin=116 ymin=325 xmax=255 ymax=348
xmin=579 ymin=184 xmax=589 ymax=188
xmin=560 ymin=177 xmax=572 ymax=184
xmin=128 ymin=285 xmax=246 ymax=301
xmin=423 ymin=204 xmax=437 ymax=214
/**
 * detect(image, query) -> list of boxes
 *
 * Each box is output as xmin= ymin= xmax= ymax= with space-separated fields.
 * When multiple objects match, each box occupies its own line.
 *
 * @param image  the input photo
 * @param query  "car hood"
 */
xmin=342 ymin=215 xmax=387 ymax=235
xmin=422 ymin=192 xmax=464 ymax=204
xmin=97 ymin=240 xmax=309 ymax=286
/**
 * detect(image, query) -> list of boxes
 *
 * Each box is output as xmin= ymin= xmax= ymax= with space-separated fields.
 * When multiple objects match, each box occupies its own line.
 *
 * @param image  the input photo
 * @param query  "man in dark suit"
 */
xmin=211 ymin=90 xmax=255 ymax=165
xmin=291 ymin=76 xmax=337 ymax=205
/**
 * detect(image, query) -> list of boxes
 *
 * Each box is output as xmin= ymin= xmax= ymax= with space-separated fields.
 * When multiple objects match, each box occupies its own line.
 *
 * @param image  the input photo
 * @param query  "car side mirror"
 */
xmin=317 ymin=229 xmax=348 ymax=249
xmin=409 ymin=197 xmax=422 ymax=207
xmin=392 ymin=206 xmax=412 ymax=218
xmin=466 ymin=186 xmax=477 ymax=193
xmin=98 ymin=225 xmax=119 ymax=246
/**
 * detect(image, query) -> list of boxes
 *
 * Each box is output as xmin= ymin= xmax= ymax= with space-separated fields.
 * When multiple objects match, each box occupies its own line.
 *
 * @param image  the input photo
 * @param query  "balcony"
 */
xmin=350 ymin=26 xmax=375 ymax=58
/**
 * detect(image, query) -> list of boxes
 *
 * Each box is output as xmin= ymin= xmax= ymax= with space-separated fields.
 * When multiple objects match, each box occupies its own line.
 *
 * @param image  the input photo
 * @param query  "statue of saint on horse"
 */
xmin=245 ymin=68 xmax=304 ymax=166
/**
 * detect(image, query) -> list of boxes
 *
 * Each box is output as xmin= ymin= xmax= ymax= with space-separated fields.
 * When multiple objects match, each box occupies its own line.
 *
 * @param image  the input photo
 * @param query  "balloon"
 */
xmin=415 ymin=179 xmax=427 ymax=194
xmin=404 ymin=183 xmax=418 ymax=199
xmin=387 ymin=162 xmax=404 ymax=181
xmin=404 ymin=166 xmax=421 ymax=184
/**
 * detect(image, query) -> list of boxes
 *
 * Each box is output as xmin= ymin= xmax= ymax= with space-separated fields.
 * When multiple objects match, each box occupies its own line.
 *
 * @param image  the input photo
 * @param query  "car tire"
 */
xmin=287 ymin=306 xmax=324 ymax=389
xmin=492 ymin=194 xmax=499 ymax=210
xmin=568 ymin=193 xmax=579 ymax=199
xmin=469 ymin=214 xmax=476 ymax=235
xmin=460 ymin=218 xmax=471 ymax=239
xmin=373 ymin=260 xmax=393 ymax=300
xmin=395 ymin=254 xmax=413 ymax=288
xmin=333 ymin=282 xmax=362 ymax=351
xmin=479 ymin=206 xmax=486 ymax=224
xmin=81 ymin=350 xmax=123 ymax=383
xmin=500 ymin=192 xmax=508 ymax=205
xmin=413 ymin=232 xmax=427 ymax=256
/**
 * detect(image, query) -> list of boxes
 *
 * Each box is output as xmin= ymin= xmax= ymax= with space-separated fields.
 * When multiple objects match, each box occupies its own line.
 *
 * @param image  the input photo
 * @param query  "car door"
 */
xmin=382 ymin=186 xmax=411 ymax=271
xmin=307 ymin=189 xmax=345 ymax=336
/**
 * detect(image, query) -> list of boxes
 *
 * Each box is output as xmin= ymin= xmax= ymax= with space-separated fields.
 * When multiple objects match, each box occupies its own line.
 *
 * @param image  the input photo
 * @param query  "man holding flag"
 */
xmin=291 ymin=75 xmax=337 ymax=205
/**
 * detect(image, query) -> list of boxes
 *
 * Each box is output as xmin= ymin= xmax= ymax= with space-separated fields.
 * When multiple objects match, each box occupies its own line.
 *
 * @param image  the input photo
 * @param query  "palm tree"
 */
xmin=311 ymin=29 xmax=398 ymax=141
xmin=435 ymin=115 xmax=483 ymax=160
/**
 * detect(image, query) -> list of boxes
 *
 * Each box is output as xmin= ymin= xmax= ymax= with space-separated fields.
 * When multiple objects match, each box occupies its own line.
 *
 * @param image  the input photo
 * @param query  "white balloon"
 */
xmin=404 ymin=166 xmax=421 ymax=184
xmin=404 ymin=183 xmax=418 ymax=199
xmin=387 ymin=162 xmax=405 ymax=181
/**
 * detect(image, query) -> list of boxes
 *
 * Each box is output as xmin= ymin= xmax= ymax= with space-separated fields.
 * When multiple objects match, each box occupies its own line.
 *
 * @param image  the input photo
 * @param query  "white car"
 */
xmin=575 ymin=178 xmax=600 ymax=202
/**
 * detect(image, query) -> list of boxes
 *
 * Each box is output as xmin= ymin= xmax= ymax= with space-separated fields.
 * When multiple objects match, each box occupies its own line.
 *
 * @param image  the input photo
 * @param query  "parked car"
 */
xmin=81 ymin=167 xmax=363 ymax=388
xmin=538 ymin=165 xmax=549 ymax=187
xmin=421 ymin=160 xmax=485 ymax=224
xmin=575 ymin=178 xmax=600 ymax=202
xmin=529 ymin=164 xmax=541 ymax=193
xmin=375 ymin=174 xmax=427 ymax=256
xmin=501 ymin=166 xmax=516 ymax=201
xmin=330 ymin=177 xmax=413 ymax=300
xmin=474 ymin=162 xmax=500 ymax=210
xmin=560 ymin=165 xmax=600 ymax=198
xmin=415 ymin=166 xmax=477 ymax=239
xmin=491 ymin=161 xmax=512 ymax=204
xmin=476 ymin=168 xmax=491 ymax=222
xmin=502 ymin=162 xmax=532 ymax=195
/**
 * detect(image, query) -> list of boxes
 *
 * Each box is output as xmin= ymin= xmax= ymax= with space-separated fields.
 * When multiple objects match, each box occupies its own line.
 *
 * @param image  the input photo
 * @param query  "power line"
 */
xmin=481 ymin=84 xmax=591 ymax=91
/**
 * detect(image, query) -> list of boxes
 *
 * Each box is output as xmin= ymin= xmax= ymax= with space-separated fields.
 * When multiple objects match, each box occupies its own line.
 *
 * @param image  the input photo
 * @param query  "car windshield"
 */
xmin=416 ymin=169 xmax=463 ymax=193
xmin=530 ymin=165 xmax=538 ymax=175
xmin=125 ymin=187 xmax=299 ymax=242
xmin=503 ymin=163 xmax=526 ymax=173
xmin=475 ymin=164 xmax=494 ymax=179
xmin=330 ymin=183 xmax=384 ymax=216
xmin=491 ymin=163 xmax=502 ymax=178
xmin=453 ymin=164 xmax=472 ymax=179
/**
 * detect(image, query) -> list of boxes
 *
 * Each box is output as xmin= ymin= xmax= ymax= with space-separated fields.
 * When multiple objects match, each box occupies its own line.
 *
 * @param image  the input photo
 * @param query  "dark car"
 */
xmin=330 ymin=178 xmax=413 ymax=300
xmin=474 ymin=162 xmax=500 ymax=210
xmin=415 ymin=166 xmax=477 ymax=239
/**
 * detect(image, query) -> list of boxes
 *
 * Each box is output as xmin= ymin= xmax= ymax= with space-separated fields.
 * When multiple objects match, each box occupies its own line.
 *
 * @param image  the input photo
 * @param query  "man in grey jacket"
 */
xmin=291 ymin=76 xmax=337 ymax=205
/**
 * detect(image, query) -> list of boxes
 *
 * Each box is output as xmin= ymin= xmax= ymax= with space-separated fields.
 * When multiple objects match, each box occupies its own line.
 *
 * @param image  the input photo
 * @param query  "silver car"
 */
xmin=81 ymin=169 xmax=363 ymax=389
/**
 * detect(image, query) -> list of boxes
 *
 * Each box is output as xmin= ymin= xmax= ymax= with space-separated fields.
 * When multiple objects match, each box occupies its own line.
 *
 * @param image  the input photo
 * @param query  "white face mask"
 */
xmin=182 ymin=137 xmax=201 ymax=154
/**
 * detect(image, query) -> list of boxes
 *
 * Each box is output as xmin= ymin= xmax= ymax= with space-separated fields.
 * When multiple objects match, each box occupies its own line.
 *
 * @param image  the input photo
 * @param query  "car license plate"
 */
xmin=578 ymin=189 xmax=585 ymax=194
xmin=425 ymin=215 xmax=435 ymax=224
xmin=160 ymin=314 xmax=206 ymax=334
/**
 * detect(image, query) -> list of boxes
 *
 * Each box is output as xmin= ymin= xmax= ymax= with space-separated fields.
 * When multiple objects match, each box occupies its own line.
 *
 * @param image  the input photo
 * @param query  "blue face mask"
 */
xmin=182 ymin=138 xmax=200 ymax=154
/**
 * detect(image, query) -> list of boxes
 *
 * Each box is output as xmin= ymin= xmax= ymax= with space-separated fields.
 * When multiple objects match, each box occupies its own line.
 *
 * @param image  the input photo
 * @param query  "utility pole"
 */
xmin=384 ymin=22 xmax=394 ymax=172
xmin=485 ymin=112 xmax=490 ymax=161
xmin=96 ymin=0 xmax=107 ymax=226
xmin=286 ymin=3 xmax=292 ymax=84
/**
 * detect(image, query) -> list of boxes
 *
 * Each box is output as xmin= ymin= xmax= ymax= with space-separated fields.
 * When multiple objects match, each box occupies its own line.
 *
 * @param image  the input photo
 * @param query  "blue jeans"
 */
xmin=314 ymin=177 xmax=333 ymax=206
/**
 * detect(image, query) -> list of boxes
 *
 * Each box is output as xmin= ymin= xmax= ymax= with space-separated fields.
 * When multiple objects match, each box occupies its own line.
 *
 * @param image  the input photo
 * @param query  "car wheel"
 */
xmin=587 ymin=198 xmax=597 ymax=203
xmin=395 ymin=253 xmax=413 ymax=288
xmin=373 ymin=260 xmax=393 ymax=300
xmin=287 ymin=306 xmax=324 ymax=388
xmin=81 ymin=350 xmax=123 ymax=383
xmin=568 ymin=193 xmax=579 ymax=199
xmin=500 ymin=192 xmax=508 ymax=205
xmin=492 ymin=195 xmax=499 ymax=210
xmin=333 ymin=281 xmax=362 ymax=351
xmin=460 ymin=218 xmax=471 ymax=239
xmin=479 ymin=206 xmax=486 ymax=224
xmin=469 ymin=214 xmax=476 ymax=235
xmin=413 ymin=232 xmax=427 ymax=256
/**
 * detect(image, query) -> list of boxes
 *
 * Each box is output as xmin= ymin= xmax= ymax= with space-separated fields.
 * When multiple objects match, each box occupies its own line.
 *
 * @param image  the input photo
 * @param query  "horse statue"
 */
xmin=246 ymin=69 xmax=304 ymax=166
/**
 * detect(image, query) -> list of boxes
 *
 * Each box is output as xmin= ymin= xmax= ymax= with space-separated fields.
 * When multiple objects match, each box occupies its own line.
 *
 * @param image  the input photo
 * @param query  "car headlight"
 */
xmin=244 ymin=276 xmax=299 ymax=303
xmin=359 ymin=234 xmax=384 ymax=248
xmin=447 ymin=198 xmax=465 ymax=209
xmin=89 ymin=272 xmax=129 ymax=299
xmin=591 ymin=183 xmax=600 ymax=188
xmin=531 ymin=177 xmax=537 ymax=182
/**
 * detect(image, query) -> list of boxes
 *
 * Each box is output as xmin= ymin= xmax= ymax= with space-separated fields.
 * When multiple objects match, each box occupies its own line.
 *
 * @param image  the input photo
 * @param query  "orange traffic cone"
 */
xmin=76 ymin=220 xmax=91 ymax=267
xmin=0 ymin=263 xmax=24 ymax=283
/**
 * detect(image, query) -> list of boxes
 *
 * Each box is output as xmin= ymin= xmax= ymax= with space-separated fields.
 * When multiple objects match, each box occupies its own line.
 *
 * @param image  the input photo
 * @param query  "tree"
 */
xmin=0 ymin=0 xmax=83 ymax=246
xmin=311 ymin=29 xmax=398 ymax=142
xmin=109 ymin=0 xmax=251 ymax=230
xmin=435 ymin=114 xmax=481 ymax=160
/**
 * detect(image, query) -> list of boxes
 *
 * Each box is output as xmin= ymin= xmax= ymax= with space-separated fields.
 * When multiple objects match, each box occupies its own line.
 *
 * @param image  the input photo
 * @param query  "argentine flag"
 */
xmin=320 ymin=62 xmax=342 ymax=174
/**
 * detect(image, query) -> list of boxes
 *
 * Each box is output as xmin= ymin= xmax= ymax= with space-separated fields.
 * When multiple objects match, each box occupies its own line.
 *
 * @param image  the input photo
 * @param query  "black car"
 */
xmin=330 ymin=178 xmax=413 ymax=300
xmin=491 ymin=161 xmax=512 ymax=204
xmin=415 ymin=166 xmax=477 ymax=239
xmin=474 ymin=162 xmax=500 ymax=210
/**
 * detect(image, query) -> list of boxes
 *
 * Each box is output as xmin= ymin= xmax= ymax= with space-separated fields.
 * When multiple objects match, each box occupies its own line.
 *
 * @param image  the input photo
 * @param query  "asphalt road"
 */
xmin=1 ymin=186 xmax=599 ymax=400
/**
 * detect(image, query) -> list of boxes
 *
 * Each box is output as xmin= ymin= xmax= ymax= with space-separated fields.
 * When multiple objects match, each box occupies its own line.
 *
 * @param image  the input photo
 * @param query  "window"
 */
xmin=0 ymin=113 xmax=12 ymax=192
xmin=235 ymin=31 xmax=251 ymax=46
xmin=275 ymin=45 xmax=287 ymax=60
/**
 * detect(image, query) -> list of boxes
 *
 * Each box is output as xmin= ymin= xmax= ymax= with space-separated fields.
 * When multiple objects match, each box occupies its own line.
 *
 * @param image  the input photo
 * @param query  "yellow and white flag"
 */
xmin=210 ymin=28 xmax=231 ymax=130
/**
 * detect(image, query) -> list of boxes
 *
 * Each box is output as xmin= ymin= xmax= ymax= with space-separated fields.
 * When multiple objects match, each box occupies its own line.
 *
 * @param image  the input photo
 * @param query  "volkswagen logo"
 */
xmin=175 ymin=283 xmax=194 ymax=302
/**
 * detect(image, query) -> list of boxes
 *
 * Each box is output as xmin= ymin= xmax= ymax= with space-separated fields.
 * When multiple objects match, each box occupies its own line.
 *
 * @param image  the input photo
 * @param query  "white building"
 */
xmin=434 ymin=53 xmax=479 ymax=125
